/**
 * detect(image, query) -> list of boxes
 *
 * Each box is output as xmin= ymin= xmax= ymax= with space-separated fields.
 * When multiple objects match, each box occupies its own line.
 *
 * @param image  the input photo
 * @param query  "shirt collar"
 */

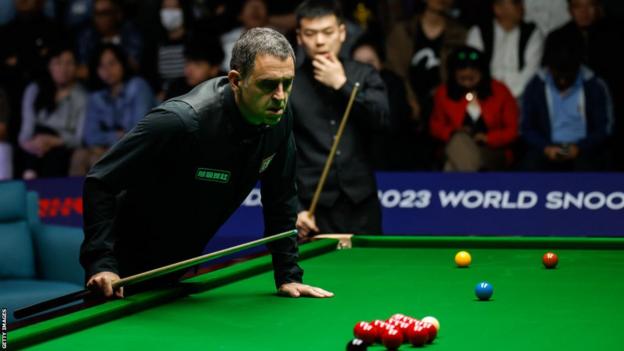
xmin=494 ymin=20 xmax=519 ymax=35
xmin=545 ymin=71 xmax=583 ymax=97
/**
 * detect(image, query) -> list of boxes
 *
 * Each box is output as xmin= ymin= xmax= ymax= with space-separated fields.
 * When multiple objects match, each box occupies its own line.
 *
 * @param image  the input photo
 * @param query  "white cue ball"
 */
xmin=421 ymin=316 xmax=439 ymax=331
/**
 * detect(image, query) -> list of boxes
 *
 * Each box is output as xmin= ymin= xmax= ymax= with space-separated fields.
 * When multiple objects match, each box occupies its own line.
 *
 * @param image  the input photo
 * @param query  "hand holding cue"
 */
xmin=307 ymin=82 xmax=361 ymax=219
xmin=14 ymin=229 xmax=297 ymax=320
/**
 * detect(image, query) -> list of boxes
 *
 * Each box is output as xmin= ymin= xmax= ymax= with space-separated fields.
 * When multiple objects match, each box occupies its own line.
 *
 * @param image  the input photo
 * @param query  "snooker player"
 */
xmin=293 ymin=0 xmax=390 ymax=238
xmin=80 ymin=28 xmax=333 ymax=299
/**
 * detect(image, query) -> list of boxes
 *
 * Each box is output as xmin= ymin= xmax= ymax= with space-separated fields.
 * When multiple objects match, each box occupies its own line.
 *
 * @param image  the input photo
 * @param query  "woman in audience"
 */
xmin=19 ymin=45 xmax=87 ymax=179
xmin=70 ymin=43 xmax=156 ymax=176
xmin=155 ymin=0 xmax=194 ymax=98
xmin=429 ymin=46 xmax=519 ymax=171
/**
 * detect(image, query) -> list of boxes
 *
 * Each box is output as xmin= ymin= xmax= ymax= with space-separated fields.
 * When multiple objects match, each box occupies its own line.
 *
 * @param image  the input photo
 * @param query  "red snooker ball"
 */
xmin=353 ymin=322 xmax=377 ymax=345
xmin=406 ymin=325 xmax=429 ymax=347
xmin=381 ymin=328 xmax=403 ymax=349
xmin=371 ymin=320 xmax=393 ymax=343
xmin=417 ymin=321 xmax=437 ymax=343
xmin=396 ymin=322 xmax=414 ymax=343
xmin=371 ymin=320 xmax=394 ymax=333
xmin=385 ymin=319 xmax=403 ymax=329
xmin=543 ymin=252 xmax=558 ymax=269
xmin=385 ymin=320 xmax=412 ymax=343
xmin=389 ymin=313 xmax=405 ymax=321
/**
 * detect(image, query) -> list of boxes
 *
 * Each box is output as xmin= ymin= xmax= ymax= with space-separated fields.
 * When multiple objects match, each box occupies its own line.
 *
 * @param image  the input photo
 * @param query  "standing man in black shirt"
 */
xmin=81 ymin=28 xmax=333 ymax=299
xmin=292 ymin=0 xmax=390 ymax=238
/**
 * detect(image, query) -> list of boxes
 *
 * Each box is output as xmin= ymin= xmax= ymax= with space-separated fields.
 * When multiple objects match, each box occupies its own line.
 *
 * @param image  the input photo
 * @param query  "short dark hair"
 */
xmin=350 ymin=32 xmax=386 ymax=62
xmin=230 ymin=27 xmax=295 ymax=77
xmin=295 ymin=0 xmax=343 ymax=27
xmin=184 ymin=36 xmax=225 ymax=66
xmin=94 ymin=0 xmax=121 ymax=10
xmin=542 ymin=32 xmax=582 ymax=72
xmin=44 ymin=42 xmax=75 ymax=64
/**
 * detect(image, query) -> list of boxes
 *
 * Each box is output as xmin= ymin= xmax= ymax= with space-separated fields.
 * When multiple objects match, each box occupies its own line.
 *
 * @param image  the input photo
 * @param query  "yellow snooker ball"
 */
xmin=454 ymin=251 xmax=471 ymax=267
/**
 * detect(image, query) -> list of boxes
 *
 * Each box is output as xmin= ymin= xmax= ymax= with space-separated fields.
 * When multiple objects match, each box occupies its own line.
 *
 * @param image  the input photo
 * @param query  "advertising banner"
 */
xmin=24 ymin=173 xmax=624 ymax=239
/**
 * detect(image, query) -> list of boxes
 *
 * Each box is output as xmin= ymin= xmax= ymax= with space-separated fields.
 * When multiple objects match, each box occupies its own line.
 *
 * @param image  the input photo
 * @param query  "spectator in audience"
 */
xmin=0 ymin=0 xmax=64 ymax=145
xmin=266 ymin=1 xmax=303 ymax=34
xmin=466 ymin=0 xmax=543 ymax=99
xmin=549 ymin=0 xmax=620 ymax=87
xmin=154 ymin=0 xmax=194 ymax=97
xmin=385 ymin=0 xmax=466 ymax=169
xmin=386 ymin=0 xmax=466 ymax=123
xmin=62 ymin=0 xmax=94 ymax=33
xmin=524 ymin=0 xmax=569 ymax=35
xmin=75 ymin=0 xmax=143 ymax=80
xmin=70 ymin=44 xmax=156 ymax=176
xmin=453 ymin=0 xmax=492 ymax=28
xmin=291 ymin=0 xmax=389 ymax=237
xmin=19 ymin=45 xmax=87 ymax=179
xmin=0 ymin=86 xmax=11 ymax=180
xmin=429 ymin=46 xmax=519 ymax=171
xmin=548 ymin=0 xmax=624 ymax=170
xmin=351 ymin=34 xmax=413 ymax=170
xmin=0 ymin=0 xmax=56 ymax=30
xmin=220 ymin=0 xmax=269 ymax=72
xmin=164 ymin=37 xmax=225 ymax=100
xmin=0 ymin=1 xmax=16 ymax=26
xmin=521 ymin=34 xmax=612 ymax=171
xmin=181 ymin=0 xmax=229 ymax=37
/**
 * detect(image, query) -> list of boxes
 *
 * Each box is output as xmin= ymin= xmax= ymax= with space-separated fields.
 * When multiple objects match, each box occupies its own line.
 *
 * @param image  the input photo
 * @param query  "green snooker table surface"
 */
xmin=9 ymin=236 xmax=624 ymax=351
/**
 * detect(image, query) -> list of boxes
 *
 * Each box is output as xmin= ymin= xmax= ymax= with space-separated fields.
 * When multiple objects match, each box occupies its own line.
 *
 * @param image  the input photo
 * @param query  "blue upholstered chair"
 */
xmin=0 ymin=181 xmax=84 ymax=323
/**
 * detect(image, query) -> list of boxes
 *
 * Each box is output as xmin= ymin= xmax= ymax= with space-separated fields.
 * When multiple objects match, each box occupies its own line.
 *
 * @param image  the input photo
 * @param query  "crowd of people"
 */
xmin=0 ymin=0 xmax=622 ymax=182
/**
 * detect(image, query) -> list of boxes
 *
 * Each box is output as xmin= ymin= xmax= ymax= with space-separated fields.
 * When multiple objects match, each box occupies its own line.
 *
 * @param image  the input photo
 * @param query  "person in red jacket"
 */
xmin=429 ymin=46 xmax=518 ymax=171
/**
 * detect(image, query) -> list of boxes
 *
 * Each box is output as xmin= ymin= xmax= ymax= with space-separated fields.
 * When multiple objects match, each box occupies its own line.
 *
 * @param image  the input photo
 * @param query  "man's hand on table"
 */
xmin=278 ymin=282 xmax=334 ymax=298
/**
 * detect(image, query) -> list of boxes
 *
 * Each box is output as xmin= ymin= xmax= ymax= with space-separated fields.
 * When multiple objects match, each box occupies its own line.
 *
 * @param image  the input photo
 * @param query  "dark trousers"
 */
xmin=312 ymin=192 xmax=382 ymax=235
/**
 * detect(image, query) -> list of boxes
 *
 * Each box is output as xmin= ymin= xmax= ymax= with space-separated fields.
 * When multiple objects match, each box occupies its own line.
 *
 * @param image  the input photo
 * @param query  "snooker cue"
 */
xmin=307 ymin=82 xmax=360 ymax=218
xmin=14 ymin=229 xmax=298 ymax=320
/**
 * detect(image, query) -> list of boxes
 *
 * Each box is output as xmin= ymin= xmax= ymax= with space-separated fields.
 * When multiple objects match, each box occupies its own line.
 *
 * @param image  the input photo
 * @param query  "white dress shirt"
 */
xmin=467 ymin=20 xmax=544 ymax=98
xmin=524 ymin=0 xmax=570 ymax=35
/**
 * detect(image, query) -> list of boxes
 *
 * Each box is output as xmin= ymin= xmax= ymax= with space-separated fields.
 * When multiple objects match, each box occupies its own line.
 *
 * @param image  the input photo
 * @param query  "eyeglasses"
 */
xmin=457 ymin=52 xmax=479 ymax=61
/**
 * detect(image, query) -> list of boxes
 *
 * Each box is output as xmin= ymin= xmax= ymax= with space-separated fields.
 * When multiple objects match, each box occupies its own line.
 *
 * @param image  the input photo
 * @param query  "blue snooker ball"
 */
xmin=475 ymin=281 xmax=493 ymax=300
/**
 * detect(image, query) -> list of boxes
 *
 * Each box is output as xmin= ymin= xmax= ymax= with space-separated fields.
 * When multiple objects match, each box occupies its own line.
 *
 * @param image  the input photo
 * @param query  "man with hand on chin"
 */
xmin=81 ymin=27 xmax=333 ymax=299
xmin=292 ymin=0 xmax=390 ymax=239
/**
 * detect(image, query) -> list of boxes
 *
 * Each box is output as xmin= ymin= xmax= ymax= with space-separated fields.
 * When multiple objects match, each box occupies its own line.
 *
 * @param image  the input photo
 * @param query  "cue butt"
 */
xmin=13 ymin=289 xmax=93 ymax=320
